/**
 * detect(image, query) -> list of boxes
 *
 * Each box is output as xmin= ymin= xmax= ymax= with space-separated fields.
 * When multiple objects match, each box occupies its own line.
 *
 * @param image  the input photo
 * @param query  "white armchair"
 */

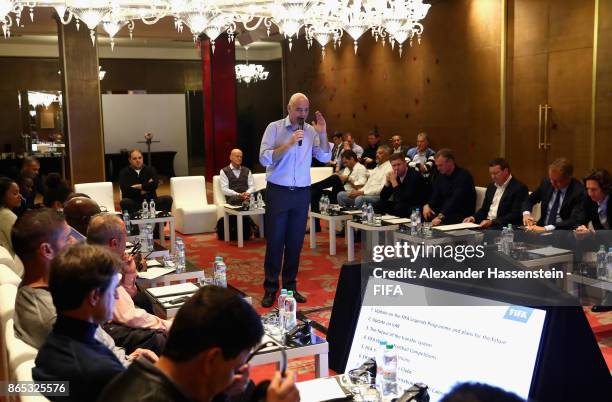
xmin=74 ymin=182 xmax=117 ymax=213
xmin=170 ymin=176 xmax=218 ymax=234
xmin=0 ymin=264 xmax=21 ymax=286
xmin=475 ymin=186 xmax=487 ymax=211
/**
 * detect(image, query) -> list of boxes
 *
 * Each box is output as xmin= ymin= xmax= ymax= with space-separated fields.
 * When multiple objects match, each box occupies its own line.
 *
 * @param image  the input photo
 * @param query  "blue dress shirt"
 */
xmin=259 ymin=116 xmax=331 ymax=187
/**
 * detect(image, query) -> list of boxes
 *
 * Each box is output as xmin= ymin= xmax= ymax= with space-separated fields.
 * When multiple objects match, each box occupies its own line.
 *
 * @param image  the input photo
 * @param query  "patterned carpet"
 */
xmin=178 ymin=227 xmax=612 ymax=381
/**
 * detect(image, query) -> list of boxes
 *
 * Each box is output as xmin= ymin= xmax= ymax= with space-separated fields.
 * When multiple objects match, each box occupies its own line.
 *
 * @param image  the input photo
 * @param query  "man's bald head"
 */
xmin=229 ymin=149 xmax=243 ymax=167
xmin=287 ymin=93 xmax=309 ymax=125
xmin=63 ymin=197 xmax=101 ymax=236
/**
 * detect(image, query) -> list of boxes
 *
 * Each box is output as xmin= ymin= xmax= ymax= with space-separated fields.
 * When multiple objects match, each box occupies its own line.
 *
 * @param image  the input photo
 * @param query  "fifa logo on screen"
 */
xmin=503 ymin=306 xmax=533 ymax=323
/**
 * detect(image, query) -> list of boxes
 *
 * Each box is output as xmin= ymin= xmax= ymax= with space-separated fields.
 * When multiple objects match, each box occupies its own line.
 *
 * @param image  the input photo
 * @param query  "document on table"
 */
xmin=295 ymin=378 xmax=348 ymax=402
xmin=343 ymin=210 xmax=363 ymax=214
xmin=529 ymin=246 xmax=571 ymax=256
xmin=384 ymin=218 xmax=411 ymax=224
xmin=224 ymin=204 xmax=242 ymax=209
xmin=380 ymin=214 xmax=398 ymax=220
xmin=137 ymin=267 xmax=176 ymax=280
xmin=433 ymin=222 xmax=480 ymax=231
xmin=146 ymin=259 xmax=163 ymax=267
xmin=147 ymin=282 xmax=198 ymax=297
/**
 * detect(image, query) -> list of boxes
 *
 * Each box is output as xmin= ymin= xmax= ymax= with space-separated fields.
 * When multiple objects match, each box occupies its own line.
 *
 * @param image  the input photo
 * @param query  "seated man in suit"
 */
xmin=87 ymin=214 xmax=171 ymax=355
xmin=33 ymin=243 xmax=158 ymax=402
xmin=310 ymin=150 xmax=368 ymax=232
xmin=119 ymin=149 xmax=173 ymax=216
xmin=380 ymin=153 xmax=428 ymax=218
xmin=522 ymin=157 xmax=585 ymax=232
xmin=98 ymin=286 xmax=299 ymax=402
xmin=328 ymin=131 xmax=345 ymax=172
xmin=337 ymin=145 xmax=392 ymax=210
xmin=423 ymin=149 xmax=476 ymax=226
xmin=463 ymin=158 xmax=528 ymax=229
xmin=407 ymin=132 xmax=436 ymax=179
xmin=219 ymin=148 xmax=255 ymax=206
xmin=574 ymin=169 xmax=611 ymax=312
xmin=361 ymin=130 xmax=381 ymax=169
xmin=391 ymin=134 xmax=409 ymax=156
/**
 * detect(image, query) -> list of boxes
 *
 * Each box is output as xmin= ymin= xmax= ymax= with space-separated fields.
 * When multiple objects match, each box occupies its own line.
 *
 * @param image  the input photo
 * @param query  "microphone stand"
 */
xmin=136 ymin=138 xmax=160 ymax=167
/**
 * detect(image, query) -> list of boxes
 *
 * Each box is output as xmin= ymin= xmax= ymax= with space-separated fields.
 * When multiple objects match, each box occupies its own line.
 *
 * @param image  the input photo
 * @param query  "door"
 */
xmin=506 ymin=0 xmax=594 ymax=189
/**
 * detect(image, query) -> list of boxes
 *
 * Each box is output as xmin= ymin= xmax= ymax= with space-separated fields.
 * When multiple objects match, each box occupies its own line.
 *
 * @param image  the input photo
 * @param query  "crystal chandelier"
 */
xmin=0 ymin=1 xmax=431 ymax=57
xmin=235 ymin=47 xmax=269 ymax=85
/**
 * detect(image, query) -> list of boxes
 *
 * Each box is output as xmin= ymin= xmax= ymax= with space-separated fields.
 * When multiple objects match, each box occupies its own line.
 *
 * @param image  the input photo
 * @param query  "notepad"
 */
xmin=384 ymin=218 xmax=411 ymax=224
xmin=295 ymin=378 xmax=348 ymax=402
xmin=146 ymin=259 xmax=163 ymax=267
xmin=137 ymin=267 xmax=176 ymax=280
xmin=147 ymin=282 xmax=198 ymax=297
xmin=433 ymin=222 xmax=480 ymax=231
xmin=529 ymin=246 xmax=571 ymax=256
xmin=344 ymin=210 xmax=363 ymax=214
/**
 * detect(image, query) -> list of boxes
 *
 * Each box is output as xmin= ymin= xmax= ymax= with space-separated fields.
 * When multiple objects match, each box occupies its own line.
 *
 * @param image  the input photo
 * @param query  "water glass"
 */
xmin=422 ymin=222 xmax=433 ymax=237
xmin=494 ymin=237 xmax=503 ymax=252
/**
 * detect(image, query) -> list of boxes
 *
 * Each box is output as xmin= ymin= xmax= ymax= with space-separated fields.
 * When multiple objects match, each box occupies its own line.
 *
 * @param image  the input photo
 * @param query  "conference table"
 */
xmin=308 ymin=211 xmax=353 ymax=255
xmin=223 ymin=205 xmax=265 ymax=248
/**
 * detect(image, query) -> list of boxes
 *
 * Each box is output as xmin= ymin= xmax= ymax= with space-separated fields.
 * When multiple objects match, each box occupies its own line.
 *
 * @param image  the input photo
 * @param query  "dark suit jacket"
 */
xmin=582 ymin=194 xmax=611 ymax=230
xmin=523 ymin=177 xmax=585 ymax=229
xmin=429 ymin=166 xmax=476 ymax=224
xmin=380 ymin=169 xmax=429 ymax=217
xmin=474 ymin=177 xmax=529 ymax=227
xmin=119 ymin=165 xmax=159 ymax=203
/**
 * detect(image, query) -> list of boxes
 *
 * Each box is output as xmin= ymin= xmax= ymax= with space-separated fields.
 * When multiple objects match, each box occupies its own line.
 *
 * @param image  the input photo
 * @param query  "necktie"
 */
xmin=546 ymin=190 xmax=561 ymax=226
xmin=599 ymin=205 xmax=608 ymax=228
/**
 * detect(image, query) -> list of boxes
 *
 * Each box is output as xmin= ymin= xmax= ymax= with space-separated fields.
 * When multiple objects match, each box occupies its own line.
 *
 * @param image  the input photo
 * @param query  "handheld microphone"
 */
xmin=297 ymin=117 xmax=304 ymax=146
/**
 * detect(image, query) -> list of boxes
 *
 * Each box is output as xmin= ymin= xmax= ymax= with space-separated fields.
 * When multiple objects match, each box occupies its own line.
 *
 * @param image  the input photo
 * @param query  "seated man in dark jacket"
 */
xmin=33 ymin=244 xmax=158 ymax=402
xmin=98 ymin=286 xmax=300 ymax=402
xmin=423 ymin=149 xmax=476 ymax=225
xmin=522 ymin=157 xmax=585 ymax=232
xmin=464 ymin=158 xmax=528 ymax=229
xmin=119 ymin=149 xmax=172 ymax=215
xmin=380 ymin=153 xmax=429 ymax=218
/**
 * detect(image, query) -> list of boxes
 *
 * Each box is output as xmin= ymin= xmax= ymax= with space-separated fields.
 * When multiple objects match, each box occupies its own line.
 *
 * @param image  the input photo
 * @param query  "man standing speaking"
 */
xmin=259 ymin=93 xmax=330 ymax=307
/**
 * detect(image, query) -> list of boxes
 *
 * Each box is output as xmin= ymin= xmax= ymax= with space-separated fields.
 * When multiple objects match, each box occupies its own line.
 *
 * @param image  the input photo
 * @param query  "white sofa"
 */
xmin=170 ymin=176 xmax=218 ymax=234
xmin=212 ymin=167 xmax=333 ymax=219
xmin=74 ymin=182 xmax=117 ymax=213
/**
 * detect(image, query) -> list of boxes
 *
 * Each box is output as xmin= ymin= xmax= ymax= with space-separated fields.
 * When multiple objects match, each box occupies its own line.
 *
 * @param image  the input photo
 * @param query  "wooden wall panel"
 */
xmin=58 ymin=20 xmax=105 ymax=183
xmin=595 ymin=0 xmax=612 ymax=170
xmin=283 ymin=0 xmax=502 ymax=186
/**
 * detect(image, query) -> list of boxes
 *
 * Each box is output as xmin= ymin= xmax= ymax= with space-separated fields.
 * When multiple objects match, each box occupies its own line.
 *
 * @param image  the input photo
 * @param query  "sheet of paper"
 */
xmin=224 ymin=204 xmax=242 ymax=209
xmin=147 ymin=282 xmax=199 ymax=297
xmin=146 ymin=259 xmax=163 ymax=267
xmin=344 ymin=210 xmax=363 ymax=215
xmin=446 ymin=229 xmax=480 ymax=237
xmin=380 ymin=214 xmax=398 ymax=220
xmin=384 ymin=218 xmax=410 ymax=224
xmin=433 ymin=222 xmax=480 ymax=231
xmin=529 ymin=246 xmax=571 ymax=256
xmin=126 ymin=242 xmax=134 ymax=247
xmin=137 ymin=267 xmax=176 ymax=280
xmin=296 ymin=378 xmax=347 ymax=402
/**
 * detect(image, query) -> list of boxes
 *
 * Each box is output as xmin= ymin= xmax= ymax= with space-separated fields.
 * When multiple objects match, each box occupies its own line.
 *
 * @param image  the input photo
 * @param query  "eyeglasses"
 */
xmin=246 ymin=340 xmax=288 ymax=377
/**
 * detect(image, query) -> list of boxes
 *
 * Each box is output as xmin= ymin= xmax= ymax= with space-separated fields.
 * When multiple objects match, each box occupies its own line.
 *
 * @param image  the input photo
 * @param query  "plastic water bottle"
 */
xmin=139 ymin=225 xmax=149 ymax=253
xmin=283 ymin=291 xmax=297 ymax=331
xmin=175 ymin=238 xmax=186 ymax=273
xmin=277 ymin=289 xmax=288 ymax=332
xmin=142 ymin=199 xmax=149 ymax=218
xmin=410 ymin=209 xmax=418 ymax=234
xmin=146 ymin=223 xmax=154 ymax=251
xmin=361 ymin=203 xmax=368 ymax=222
xmin=415 ymin=208 xmax=422 ymax=233
xmin=214 ymin=257 xmax=227 ymax=288
xmin=122 ymin=210 xmax=131 ymax=235
xmin=596 ymin=245 xmax=607 ymax=279
xmin=382 ymin=344 xmax=398 ymax=397
xmin=500 ymin=226 xmax=508 ymax=254
xmin=607 ymin=247 xmax=612 ymax=281
xmin=249 ymin=195 xmax=255 ymax=210
xmin=375 ymin=340 xmax=387 ymax=390
xmin=319 ymin=197 xmax=325 ymax=214
xmin=504 ymin=224 xmax=514 ymax=254
xmin=256 ymin=192 xmax=264 ymax=209
xmin=323 ymin=195 xmax=330 ymax=214
xmin=367 ymin=203 xmax=374 ymax=224
xmin=149 ymin=199 xmax=156 ymax=218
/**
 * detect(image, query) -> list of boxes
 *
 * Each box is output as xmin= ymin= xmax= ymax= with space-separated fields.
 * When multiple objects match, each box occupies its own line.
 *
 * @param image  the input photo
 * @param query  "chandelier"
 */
xmin=28 ymin=91 xmax=62 ymax=108
xmin=0 ymin=1 xmax=431 ymax=57
xmin=235 ymin=46 xmax=269 ymax=85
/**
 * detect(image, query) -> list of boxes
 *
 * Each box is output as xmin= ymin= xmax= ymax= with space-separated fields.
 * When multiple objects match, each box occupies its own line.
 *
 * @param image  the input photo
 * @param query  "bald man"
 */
xmin=259 ymin=93 xmax=331 ymax=307
xmin=63 ymin=196 xmax=102 ymax=236
xmin=220 ymin=149 xmax=255 ymax=205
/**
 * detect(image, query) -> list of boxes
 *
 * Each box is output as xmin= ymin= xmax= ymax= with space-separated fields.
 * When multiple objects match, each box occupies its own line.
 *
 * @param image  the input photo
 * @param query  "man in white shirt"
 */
xmin=338 ymin=145 xmax=392 ymax=210
xmin=219 ymin=149 xmax=256 ymax=205
xmin=310 ymin=150 xmax=368 ymax=231
xmin=464 ymin=158 xmax=528 ymax=229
